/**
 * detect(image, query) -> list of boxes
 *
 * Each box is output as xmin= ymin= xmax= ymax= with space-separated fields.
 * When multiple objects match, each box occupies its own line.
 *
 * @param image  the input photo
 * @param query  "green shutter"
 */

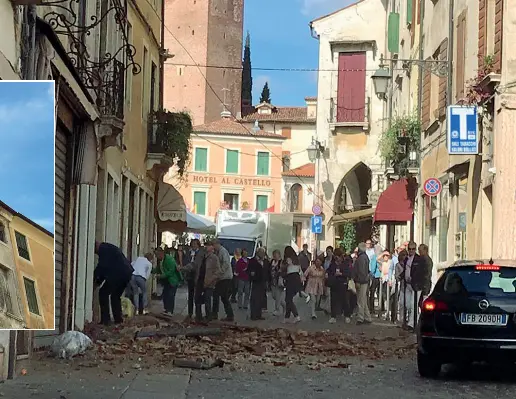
xmin=193 ymin=191 xmax=206 ymax=215
xmin=256 ymin=195 xmax=268 ymax=211
xmin=194 ymin=148 xmax=207 ymax=172
xmin=406 ymin=0 xmax=413 ymax=25
xmin=388 ymin=12 xmax=400 ymax=53
xmin=225 ymin=150 xmax=239 ymax=173
xmin=257 ymin=152 xmax=269 ymax=176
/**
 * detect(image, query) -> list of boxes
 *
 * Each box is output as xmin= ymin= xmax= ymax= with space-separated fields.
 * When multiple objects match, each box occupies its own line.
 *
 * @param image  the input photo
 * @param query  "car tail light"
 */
xmin=476 ymin=264 xmax=500 ymax=271
xmin=422 ymin=298 xmax=448 ymax=312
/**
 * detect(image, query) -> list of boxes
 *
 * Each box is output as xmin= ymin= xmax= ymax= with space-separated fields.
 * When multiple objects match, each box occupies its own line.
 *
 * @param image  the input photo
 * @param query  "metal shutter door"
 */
xmin=33 ymin=127 xmax=68 ymax=348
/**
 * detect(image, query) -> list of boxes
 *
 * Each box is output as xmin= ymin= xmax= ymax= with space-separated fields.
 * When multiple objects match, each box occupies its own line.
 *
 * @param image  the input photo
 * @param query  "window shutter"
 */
xmin=494 ymin=0 xmax=503 ymax=73
xmin=478 ymin=0 xmax=487 ymax=63
xmin=257 ymin=152 xmax=269 ymax=175
xmin=225 ymin=150 xmax=238 ymax=173
xmin=23 ymin=278 xmax=40 ymax=315
xmin=406 ymin=0 xmax=413 ymax=25
xmin=281 ymin=127 xmax=291 ymax=139
xmin=337 ymin=52 xmax=366 ymax=122
xmin=438 ymin=39 xmax=448 ymax=116
xmin=256 ymin=195 xmax=268 ymax=211
xmin=455 ymin=13 xmax=466 ymax=101
xmin=422 ymin=66 xmax=432 ymax=129
xmin=194 ymin=148 xmax=207 ymax=172
xmin=193 ymin=192 xmax=206 ymax=215
xmin=388 ymin=12 xmax=400 ymax=53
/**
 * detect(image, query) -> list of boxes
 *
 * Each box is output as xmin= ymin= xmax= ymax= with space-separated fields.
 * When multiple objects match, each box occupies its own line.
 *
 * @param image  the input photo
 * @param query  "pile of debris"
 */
xmin=79 ymin=314 xmax=414 ymax=370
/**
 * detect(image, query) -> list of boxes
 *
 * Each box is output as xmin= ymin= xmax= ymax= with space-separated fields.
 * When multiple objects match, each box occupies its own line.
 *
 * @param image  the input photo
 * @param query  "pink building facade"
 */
xmin=178 ymin=116 xmax=285 ymax=220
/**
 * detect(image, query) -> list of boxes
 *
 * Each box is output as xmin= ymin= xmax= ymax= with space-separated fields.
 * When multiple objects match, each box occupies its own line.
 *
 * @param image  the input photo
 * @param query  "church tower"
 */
xmin=163 ymin=0 xmax=244 ymax=126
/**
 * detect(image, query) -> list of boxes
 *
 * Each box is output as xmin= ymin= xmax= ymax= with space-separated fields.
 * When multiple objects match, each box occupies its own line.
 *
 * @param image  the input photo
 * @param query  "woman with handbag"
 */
xmin=304 ymin=258 xmax=326 ymax=319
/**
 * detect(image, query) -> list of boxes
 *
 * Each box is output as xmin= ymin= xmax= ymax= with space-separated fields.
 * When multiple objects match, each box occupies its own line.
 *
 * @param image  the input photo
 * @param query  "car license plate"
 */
xmin=460 ymin=313 xmax=508 ymax=326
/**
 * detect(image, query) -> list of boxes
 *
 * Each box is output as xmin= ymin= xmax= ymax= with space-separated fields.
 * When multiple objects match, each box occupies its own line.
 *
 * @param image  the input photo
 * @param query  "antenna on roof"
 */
xmin=488 ymin=258 xmax=494 ymax=265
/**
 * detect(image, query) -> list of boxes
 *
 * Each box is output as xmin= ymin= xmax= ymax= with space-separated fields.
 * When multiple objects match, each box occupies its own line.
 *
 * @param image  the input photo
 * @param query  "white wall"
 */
xmin=0 ymin=1 xmax=20 ymax=79
xmin=311 ymin=0 xmax=388 ymax=248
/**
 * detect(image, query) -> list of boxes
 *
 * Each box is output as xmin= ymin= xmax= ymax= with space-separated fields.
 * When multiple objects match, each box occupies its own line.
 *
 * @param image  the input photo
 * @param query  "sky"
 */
xmin=0 ymin=81 xmax=55 ymax=233
xmin=244 ymin=0 xmax=355 ymax=106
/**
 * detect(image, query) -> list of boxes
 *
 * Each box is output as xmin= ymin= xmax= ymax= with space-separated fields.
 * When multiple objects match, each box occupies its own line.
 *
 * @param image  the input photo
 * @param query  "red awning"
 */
xmin=373 ymin=178 xmax=414 ymax=223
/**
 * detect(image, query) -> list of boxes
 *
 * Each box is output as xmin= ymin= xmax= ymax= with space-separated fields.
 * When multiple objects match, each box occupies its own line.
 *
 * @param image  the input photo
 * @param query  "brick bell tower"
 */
xmin=163 ymin=0 xmax=244 ymax=126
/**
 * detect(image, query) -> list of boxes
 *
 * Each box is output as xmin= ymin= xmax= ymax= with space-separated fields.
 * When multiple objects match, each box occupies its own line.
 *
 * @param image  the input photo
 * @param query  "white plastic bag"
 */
xmin=50 ymin=331 xmax=93 ymax=359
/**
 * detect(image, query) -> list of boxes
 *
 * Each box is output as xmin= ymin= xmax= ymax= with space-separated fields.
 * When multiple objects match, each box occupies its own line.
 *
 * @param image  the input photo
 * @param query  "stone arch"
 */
xmin=334 ymin=162 xmax=372 ymax=214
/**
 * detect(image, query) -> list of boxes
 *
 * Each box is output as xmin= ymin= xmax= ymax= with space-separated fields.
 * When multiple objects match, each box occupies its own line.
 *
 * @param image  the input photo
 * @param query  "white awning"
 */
xmin=186 ymin=211 xmax=216 ymax=234
xmin=156 ymin=181 xmax=186 ymax=222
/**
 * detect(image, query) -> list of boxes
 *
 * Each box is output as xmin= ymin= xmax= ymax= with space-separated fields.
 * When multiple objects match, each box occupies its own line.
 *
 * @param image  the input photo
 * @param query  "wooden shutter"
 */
xmin=194 ymin=148 xmax=207 ymax=172
xmin=406 ymin=0 xmax=413 ymax=25
xmin=455 ymin=12 xmax=467 ymax=101
xmin=438 ymin=39 xmax=448 ymax=116
xmin=417 ymin=0 xmax=421 ymax=24
xmin=493 ymin=0 xmax=503 ymax=73
xmin=336 ymin=52 xmax=366 ymax=122
xmin=281 ymin=127 xmax=291 ymax=139
xmin=23 ymin=277 xmax=40 ymax=315
xmin=257 ymin=152 xmax=269 ymax=175
xmin=225 ymin=149 xmax=238 ymax=173
xmin=478 ymin=0 xmax=487 ymax=64
xmin=282 ymin=150 xmax=291 ymax=172
xmin=388 ymin=12 xmax=400 ymax=53
xmin=422 ymin=66 xmax=431 ymax=129
xmin=256 ymin=195 xmax=268 ymax=212
xmin=193 ymin=192 xmax=206 ymax=215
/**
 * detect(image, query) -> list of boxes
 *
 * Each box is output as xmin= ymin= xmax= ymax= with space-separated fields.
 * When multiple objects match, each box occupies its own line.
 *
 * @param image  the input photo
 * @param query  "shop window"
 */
xmin=223 ymin=193 xmax=239 ymax=210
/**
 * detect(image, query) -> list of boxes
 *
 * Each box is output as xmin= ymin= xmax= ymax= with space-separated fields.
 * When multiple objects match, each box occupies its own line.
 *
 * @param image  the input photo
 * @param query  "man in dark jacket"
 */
xmin=184 ymin=239 xmax=205 ymax=319
xmin=94 ymin=241 xmax=134 ymax=326
xmin=247 ymin=247 xmax=271 ymax=320
xmin=352 ymin=242 xmax=372 ymax=325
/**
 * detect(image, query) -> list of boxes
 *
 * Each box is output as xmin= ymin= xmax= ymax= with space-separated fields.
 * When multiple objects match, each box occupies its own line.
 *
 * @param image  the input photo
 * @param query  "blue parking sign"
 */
xmin=311 ymin=215 xmax=323 ymax=234
xmin=447 ymin=105 xmax=478 ymax=155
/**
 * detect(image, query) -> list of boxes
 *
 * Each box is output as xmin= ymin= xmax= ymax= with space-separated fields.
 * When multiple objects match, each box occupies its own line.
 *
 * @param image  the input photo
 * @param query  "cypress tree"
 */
xmin=241 ymin=31 xmax=252 ymax=107
xmin=259 ymin=82 xmax=271 ymax=104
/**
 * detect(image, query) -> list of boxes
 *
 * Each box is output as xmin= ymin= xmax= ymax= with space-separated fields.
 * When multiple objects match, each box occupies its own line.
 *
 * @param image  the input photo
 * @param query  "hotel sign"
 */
xmin=158 ymin=210 xmax=186 ymax=222
xmin=190 ymin=175 xmax=271 ymax=187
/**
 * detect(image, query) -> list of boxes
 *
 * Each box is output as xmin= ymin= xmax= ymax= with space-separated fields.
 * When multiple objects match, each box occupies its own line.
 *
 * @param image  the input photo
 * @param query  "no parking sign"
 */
xmin=423 ymin=178 xmax=442 ymax=197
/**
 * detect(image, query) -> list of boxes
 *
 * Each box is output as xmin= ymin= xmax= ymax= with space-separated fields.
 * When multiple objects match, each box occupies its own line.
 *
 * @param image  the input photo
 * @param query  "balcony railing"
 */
xmin=101 ymin=59 xmax=125 ymax=120
xmin=329 ymin=96 xmax=370 ymax=131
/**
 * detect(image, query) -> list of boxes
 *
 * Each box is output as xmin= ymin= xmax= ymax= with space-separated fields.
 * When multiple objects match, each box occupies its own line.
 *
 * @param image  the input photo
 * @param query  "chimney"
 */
xmin=305 ymin=97 xmax=317 ymax=119
xmin=221 ymin=107 xmax=232 ymax=119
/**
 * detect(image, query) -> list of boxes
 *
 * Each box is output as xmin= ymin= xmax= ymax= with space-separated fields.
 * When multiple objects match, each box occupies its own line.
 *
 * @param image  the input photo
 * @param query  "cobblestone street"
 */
xmin=0 ymin=288 xmax=514 ymax=398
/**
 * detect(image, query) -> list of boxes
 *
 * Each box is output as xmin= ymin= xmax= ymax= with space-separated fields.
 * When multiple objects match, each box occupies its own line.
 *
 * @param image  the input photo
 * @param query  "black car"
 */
xmin=416 ymin=259 xmax=516 ymax=378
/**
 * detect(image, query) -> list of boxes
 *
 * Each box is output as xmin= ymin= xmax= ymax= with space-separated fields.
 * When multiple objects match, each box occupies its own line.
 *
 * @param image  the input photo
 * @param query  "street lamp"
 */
xmin=307 ymin=138 xmax=325 ymax=163
xmin=371 ymin=66 xmax=391 ymax=99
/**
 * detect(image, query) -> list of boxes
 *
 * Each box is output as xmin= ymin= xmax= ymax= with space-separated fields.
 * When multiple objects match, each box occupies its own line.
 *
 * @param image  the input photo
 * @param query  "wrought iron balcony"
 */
xmin=101 ymin=59 xmax=125 ymax=120
xmin=329 ymin=96 xmax=370 ymax=131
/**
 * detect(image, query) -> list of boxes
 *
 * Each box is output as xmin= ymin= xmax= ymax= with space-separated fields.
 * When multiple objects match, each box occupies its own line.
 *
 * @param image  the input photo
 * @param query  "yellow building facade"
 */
xmin=9 ymin=213 xmax=54 ymax=330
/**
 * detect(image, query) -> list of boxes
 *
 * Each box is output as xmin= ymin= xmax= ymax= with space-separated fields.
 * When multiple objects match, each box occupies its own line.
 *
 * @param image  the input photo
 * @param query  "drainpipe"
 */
xmin=159 ymin=0 xmax=165 ymax=110
xmin=414 ymin=0 xmax=426 ymax=243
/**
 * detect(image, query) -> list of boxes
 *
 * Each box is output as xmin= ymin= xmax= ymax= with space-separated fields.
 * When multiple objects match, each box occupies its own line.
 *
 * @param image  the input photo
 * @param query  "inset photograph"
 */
xmin=0 ymin=80 xmax=55 ymax=330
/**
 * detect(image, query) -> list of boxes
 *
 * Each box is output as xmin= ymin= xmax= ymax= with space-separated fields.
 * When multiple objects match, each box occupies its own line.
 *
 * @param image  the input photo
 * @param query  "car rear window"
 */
xmin=437 ymin=266 xmax=516 ymax=297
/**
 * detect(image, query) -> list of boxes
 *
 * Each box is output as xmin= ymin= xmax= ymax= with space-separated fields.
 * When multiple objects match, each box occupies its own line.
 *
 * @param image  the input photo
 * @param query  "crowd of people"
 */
xmin=93 ymin=238 xmax=434 ymax=331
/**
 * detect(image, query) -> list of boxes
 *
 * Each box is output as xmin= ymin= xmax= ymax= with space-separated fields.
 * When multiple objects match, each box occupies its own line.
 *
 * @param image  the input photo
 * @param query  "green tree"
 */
xmin=241 ymin=31 xmax=252 ymax=107
xmin=260 ymin=82 xmax=271 ymax=104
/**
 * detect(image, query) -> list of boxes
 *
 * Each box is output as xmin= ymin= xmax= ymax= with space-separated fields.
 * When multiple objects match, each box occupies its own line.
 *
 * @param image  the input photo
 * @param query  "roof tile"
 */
xmin=282 ymin=163 xmax=315 ymax=178
xmin=240 ymin=106 xmax=315 ymax=123
xmin=193 ymin=117 xmax=285 ymax=138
